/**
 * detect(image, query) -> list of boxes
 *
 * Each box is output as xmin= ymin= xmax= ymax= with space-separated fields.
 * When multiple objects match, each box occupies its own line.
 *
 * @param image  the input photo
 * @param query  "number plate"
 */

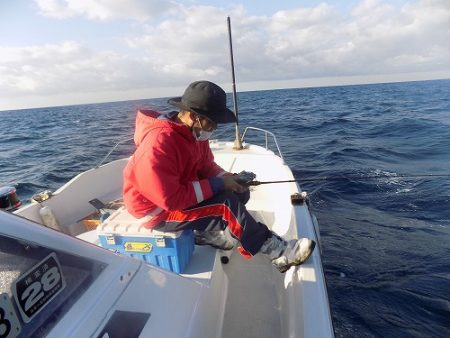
xmin=13 ymin=253 xmax=66 ymax=323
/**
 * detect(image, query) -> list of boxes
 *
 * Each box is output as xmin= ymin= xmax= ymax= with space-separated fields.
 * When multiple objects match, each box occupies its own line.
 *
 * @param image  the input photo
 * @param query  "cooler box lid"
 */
xmin=97 ymin=207 xmax=181 ymax=238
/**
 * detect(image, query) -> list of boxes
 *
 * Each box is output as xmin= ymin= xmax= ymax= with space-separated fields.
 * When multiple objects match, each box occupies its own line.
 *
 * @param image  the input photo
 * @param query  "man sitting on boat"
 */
xmin=122 ymin=80 xmax=315 ymax=272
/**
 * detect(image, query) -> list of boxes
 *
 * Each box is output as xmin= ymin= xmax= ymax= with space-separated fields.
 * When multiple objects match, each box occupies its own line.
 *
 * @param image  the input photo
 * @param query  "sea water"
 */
xmin=1 ymin=79 xmax=450 ymax=337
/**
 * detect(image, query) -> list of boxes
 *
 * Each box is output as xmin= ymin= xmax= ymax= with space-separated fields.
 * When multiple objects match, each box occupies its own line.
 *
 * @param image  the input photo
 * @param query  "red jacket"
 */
xmin=123 ymin=109 xmax=227 ymax=227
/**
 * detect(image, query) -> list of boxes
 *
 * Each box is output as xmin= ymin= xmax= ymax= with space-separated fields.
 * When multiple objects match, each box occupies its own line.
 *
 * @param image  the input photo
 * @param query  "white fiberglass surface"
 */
xmin=221 ymin=250 xmax=284 ymax=338
xmin=0 ymin=212 xmax=111 ymax=338
xmin=213 ymin=143 xmax=297 ymax=236
xmin=212 ymin=144 xmax=295 ymax=337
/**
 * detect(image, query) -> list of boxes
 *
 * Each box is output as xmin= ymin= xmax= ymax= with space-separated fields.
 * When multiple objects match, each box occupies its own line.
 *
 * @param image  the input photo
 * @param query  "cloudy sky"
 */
xmin=1 ymin=0 xmax=449 ymax=111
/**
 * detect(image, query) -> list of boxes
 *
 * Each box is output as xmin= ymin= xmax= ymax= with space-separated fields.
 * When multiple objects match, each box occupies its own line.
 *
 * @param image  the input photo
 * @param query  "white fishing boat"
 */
xmin=1 ymin=125 xmax=334 ymax=338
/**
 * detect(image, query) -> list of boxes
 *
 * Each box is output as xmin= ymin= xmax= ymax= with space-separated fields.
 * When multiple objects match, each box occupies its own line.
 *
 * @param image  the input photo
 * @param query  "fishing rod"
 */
xmin=245 ymin=174 xmax=450 ymax=186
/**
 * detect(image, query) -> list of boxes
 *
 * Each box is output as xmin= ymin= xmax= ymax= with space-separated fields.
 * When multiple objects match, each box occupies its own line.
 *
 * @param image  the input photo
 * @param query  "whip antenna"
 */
xmin=227 ymin=16 xmax=243 ymax=150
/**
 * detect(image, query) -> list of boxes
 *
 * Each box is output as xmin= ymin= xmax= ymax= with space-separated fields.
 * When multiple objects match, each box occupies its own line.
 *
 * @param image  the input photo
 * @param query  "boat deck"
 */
xmin=222 ymin=251 xmax=283 ymax=338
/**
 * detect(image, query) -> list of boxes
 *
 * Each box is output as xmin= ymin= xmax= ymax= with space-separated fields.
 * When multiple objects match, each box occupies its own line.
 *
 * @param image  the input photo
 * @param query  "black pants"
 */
xmin=156 ymin=191 xmax=271 ymax=257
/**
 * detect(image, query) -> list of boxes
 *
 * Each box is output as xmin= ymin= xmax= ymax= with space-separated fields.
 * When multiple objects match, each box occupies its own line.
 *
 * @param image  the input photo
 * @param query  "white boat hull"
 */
xmin=3 ymin=140 xmax=334 ymax=337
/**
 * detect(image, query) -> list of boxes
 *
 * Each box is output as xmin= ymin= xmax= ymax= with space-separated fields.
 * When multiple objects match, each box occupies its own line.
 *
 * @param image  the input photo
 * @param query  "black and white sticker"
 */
xmin=13 ymin=253 xmax=66 ymax=323
xmin=0 ymin=294 xmax=21 ymax=338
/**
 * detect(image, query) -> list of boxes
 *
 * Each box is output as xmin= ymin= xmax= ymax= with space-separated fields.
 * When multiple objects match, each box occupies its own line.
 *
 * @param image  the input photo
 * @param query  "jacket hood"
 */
xmin=133 ymin=109 xmax=193 ymax=146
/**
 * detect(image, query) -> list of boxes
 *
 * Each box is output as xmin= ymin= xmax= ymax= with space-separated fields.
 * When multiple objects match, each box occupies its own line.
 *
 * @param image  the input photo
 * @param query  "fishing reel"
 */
xmin=235 ymin=171 xmax=257 ymax=185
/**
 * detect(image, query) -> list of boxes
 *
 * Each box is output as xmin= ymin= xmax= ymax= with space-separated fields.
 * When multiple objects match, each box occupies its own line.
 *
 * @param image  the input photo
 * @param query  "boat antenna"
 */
xmin=227 ymin=16 xmax=243 ymax=150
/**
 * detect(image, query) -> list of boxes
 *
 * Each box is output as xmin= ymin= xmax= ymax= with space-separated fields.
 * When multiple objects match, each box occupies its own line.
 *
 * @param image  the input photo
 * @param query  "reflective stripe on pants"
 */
xmin=157 ymin=191 xmax=271 ymax=257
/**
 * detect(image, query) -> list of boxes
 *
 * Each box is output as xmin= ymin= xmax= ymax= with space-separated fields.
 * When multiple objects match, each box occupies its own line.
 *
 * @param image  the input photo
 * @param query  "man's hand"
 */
xmin=235 ymin=171 xmax=256 ymax=185
xmin=223 ymin=175 xmax=248 ymax=193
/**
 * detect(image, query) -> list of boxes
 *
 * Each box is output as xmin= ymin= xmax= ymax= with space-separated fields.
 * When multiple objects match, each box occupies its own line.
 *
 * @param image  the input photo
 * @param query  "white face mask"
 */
xmin=193 ymin=128 xmax=213 ymax=141
xmin=192 ymin=117 xmax=214 ymax=141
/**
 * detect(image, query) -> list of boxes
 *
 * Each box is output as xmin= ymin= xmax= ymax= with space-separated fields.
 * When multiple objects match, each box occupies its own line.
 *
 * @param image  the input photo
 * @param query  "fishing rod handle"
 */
xmin=246 ymin=181 xmax=261 ymax=186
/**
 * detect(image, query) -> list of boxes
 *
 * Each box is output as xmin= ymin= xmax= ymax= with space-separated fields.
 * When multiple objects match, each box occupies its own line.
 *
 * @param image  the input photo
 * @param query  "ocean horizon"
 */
xmin=2 ymin=77 xmax=449 ymax=113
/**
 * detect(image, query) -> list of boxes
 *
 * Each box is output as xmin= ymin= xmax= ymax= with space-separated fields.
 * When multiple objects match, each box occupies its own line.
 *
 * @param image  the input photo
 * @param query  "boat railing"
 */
xmin=241 ymin=127 xmax=284 ymax=162
xmin=95 ymin=137 xmax=133 ymax=168
xmin=96 ymin=127 xmax=284 ymax=168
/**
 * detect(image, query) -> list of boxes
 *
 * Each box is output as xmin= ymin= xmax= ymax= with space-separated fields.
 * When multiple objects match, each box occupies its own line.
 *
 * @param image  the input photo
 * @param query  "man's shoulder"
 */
xmin=137 ymin=109 xmax=161 ymax=119
xmin=141 ymin=122 xmax=191 ymax=147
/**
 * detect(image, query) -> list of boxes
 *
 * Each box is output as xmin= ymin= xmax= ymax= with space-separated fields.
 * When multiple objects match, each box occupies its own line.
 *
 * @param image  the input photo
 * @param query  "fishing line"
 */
xmin=247 ymin=174 xmax=450 ymax=186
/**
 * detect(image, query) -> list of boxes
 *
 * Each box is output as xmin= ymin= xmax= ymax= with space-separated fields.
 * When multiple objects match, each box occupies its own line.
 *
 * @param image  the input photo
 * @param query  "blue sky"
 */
xmin=1 ymin=0 xmax=449 ymax=110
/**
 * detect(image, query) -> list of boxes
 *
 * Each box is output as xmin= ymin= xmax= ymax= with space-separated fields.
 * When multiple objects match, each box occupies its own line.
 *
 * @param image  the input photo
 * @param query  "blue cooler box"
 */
xmin=97 ymin=207 xmax=194 ymax=273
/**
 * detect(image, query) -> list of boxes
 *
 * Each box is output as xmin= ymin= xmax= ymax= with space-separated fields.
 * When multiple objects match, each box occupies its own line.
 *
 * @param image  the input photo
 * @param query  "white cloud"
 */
xmin=2 ymin=0 xmax=450 ymax=110
xmin=343 ymin=0 xmax=450 ymax=74
xmin=259 ymin=0 xmax=450 ymax=78
xmin=34 ymin=0 xmax=176 ymax=21
xmin=270 ymin=3 xmax=338 ymax=32
xmin=123 ymin=0 xmax=450 ymax=83
xmin=0 ymin=42 xmax=159 ymax=97
xmin=125 ymin=5 xmax=237 ymax=80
